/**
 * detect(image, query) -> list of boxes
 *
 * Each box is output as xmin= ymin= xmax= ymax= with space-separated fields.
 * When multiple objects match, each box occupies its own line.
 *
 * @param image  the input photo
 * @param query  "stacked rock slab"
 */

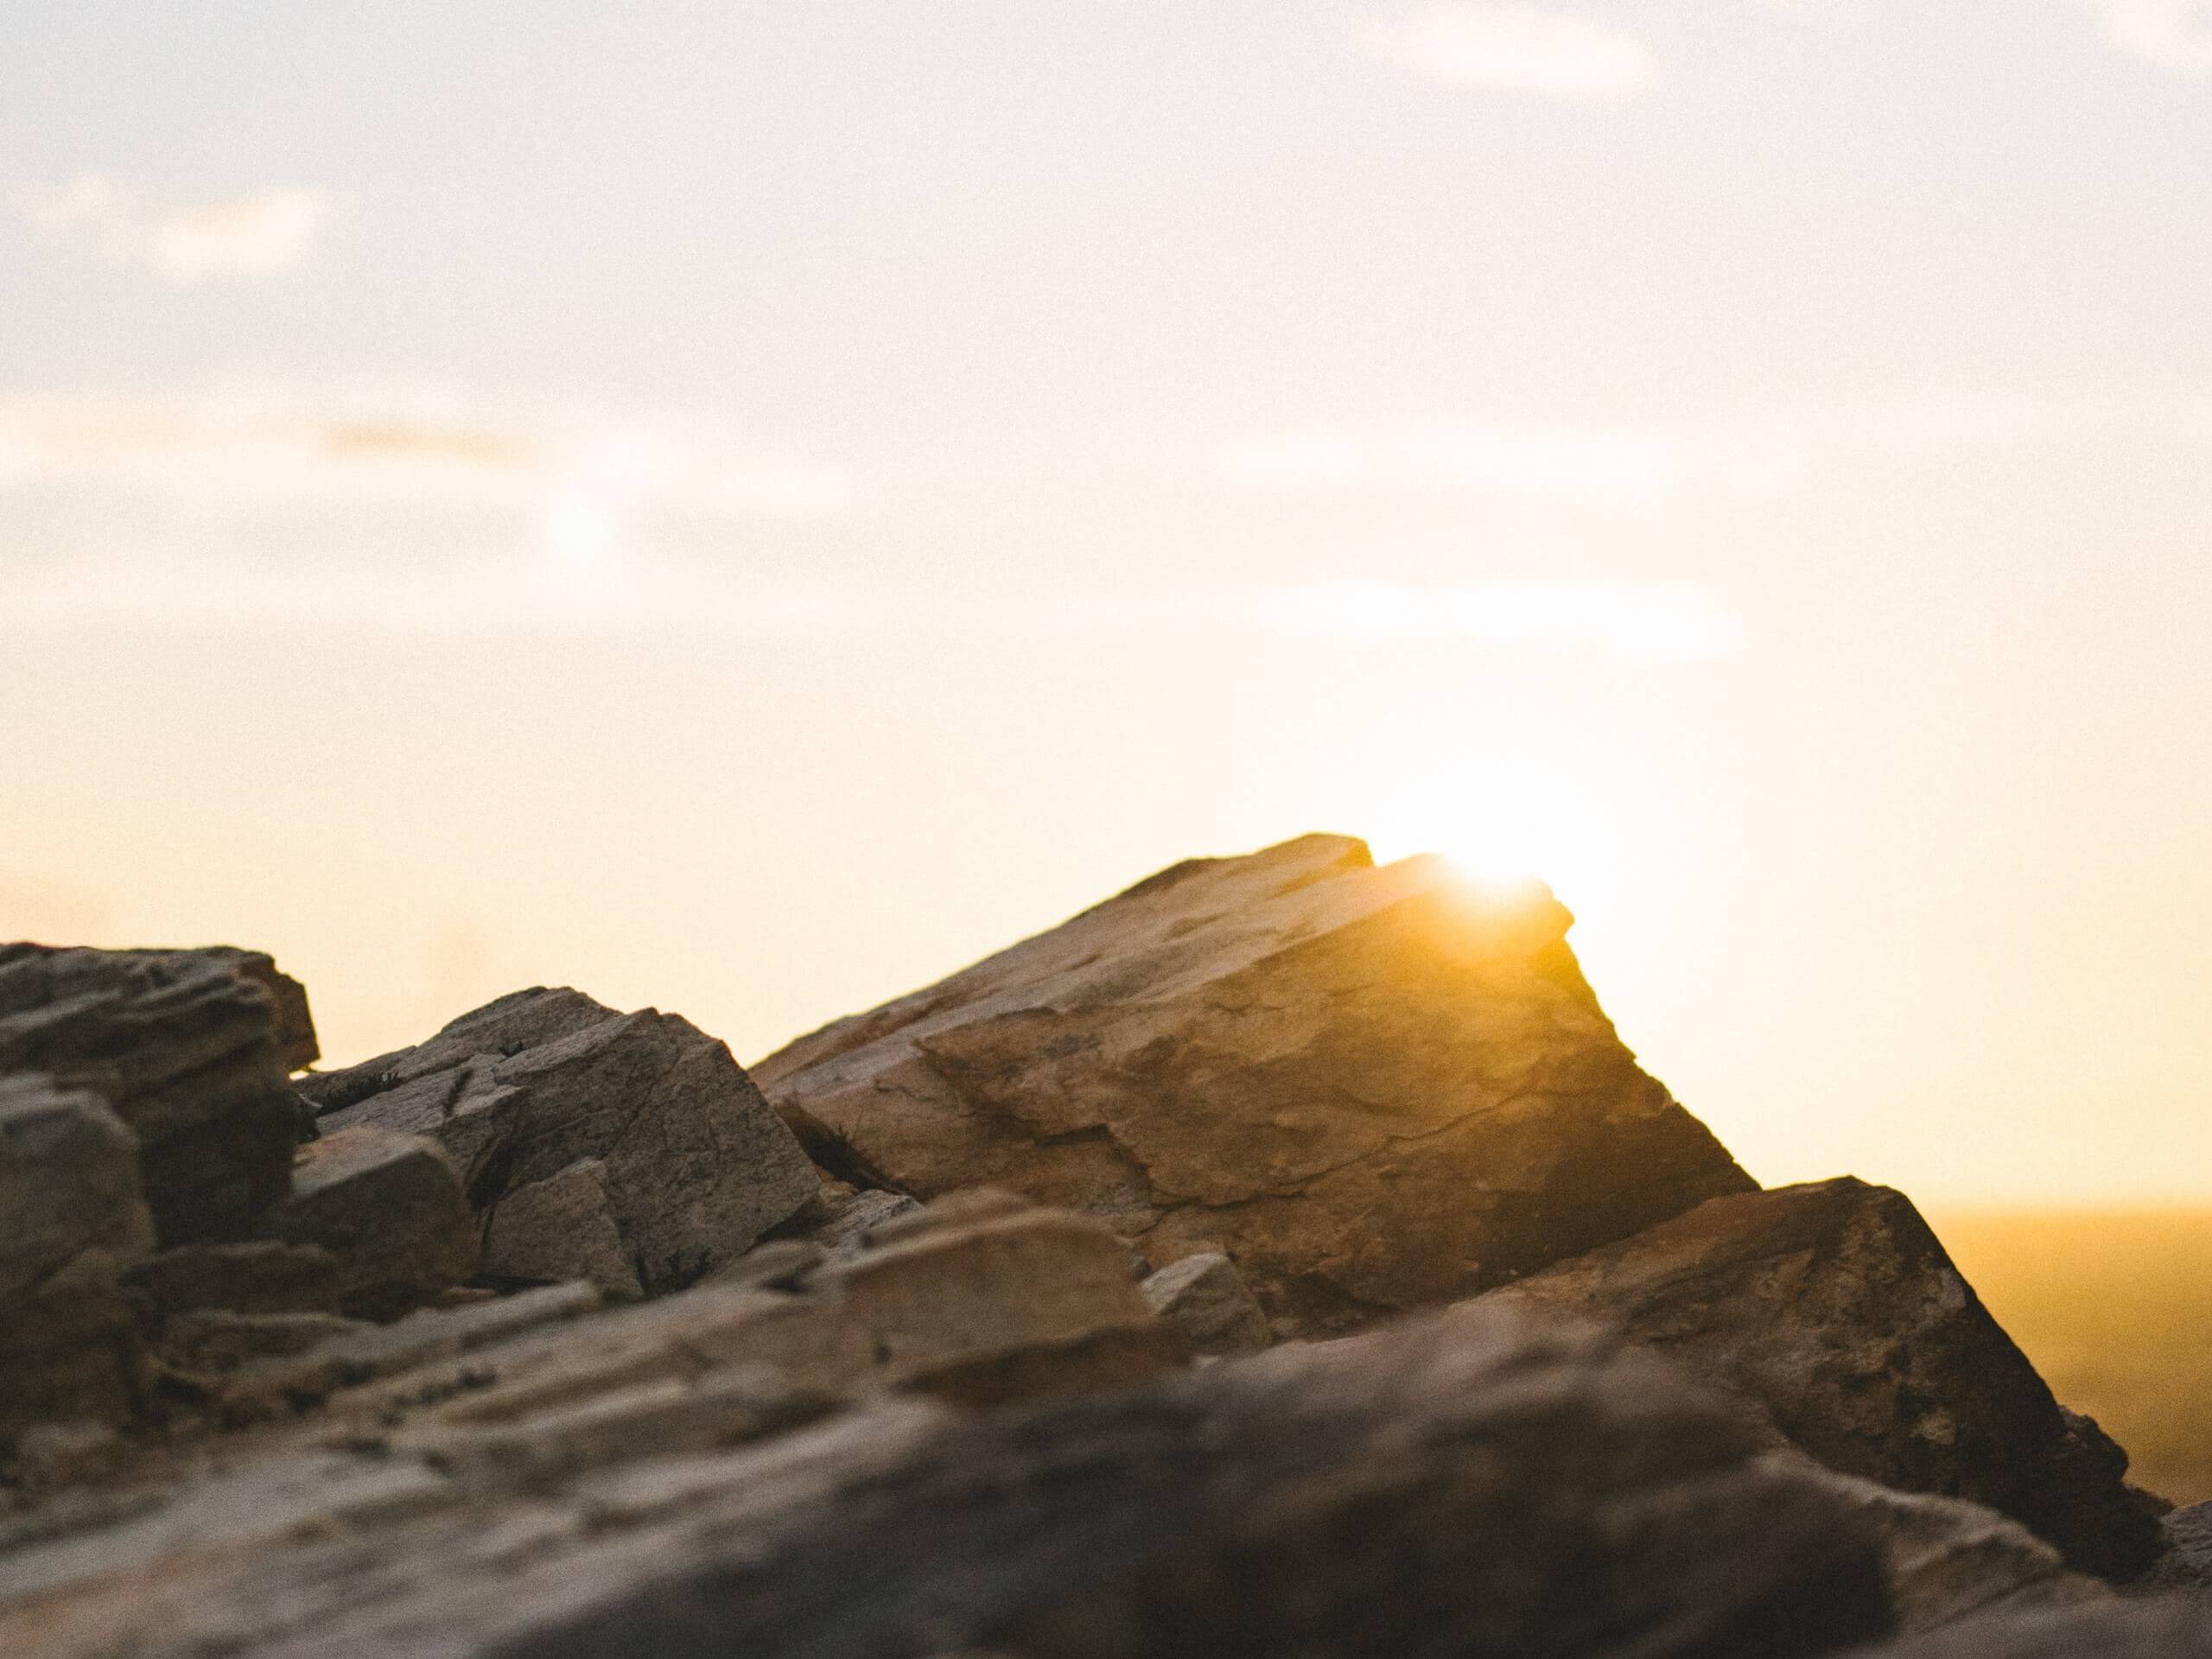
xmin=1478 ymin=1178 xmax=2164 ymax=1579
xmin=0 ymin=1076 xmax=156 ymax=1439
xmin=299 ymin=988 xmax=820 ymax=1295
xmin=756 ymin=834 xmax=1756 ymax=1336
xmin=0 ymin=944 xmax=312 ymax=1243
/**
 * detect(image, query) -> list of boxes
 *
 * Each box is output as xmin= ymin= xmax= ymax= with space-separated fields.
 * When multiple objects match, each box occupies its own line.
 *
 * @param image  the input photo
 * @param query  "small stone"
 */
xmin=483 ymin=1159 xmax=643 ymax=1301
xmin=1140 ymin=1250 xmax=1274 ymax=1356
xmin=269 ymin=1127 xmax=479 ymax=1320
xmin=124 ymin=1241 xmax=342 ymax=1318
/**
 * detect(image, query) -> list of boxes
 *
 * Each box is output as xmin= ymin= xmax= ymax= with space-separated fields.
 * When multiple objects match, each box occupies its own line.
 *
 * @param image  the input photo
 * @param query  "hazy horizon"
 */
xmin=6 ymin=1 xmax=2208 ymax=1205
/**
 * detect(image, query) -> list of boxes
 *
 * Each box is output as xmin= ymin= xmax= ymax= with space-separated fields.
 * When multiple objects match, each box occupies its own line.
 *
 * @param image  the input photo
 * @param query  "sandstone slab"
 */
xmin=301 ymin=988 xmax=817 ymax=1294
xmin=755 ymin=834 xmax=1754 ymax=1336
xmin=1480 ymin=1177 xmax=2163 ymax=1578
xmin=481 ymin=1157 xmax=642 ymax=1300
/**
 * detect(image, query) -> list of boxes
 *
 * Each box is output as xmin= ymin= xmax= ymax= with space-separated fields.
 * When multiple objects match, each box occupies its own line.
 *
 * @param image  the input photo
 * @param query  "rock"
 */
xmin=0 ymin=1077 xmax=156 ymax=1440
xmin=482 ymin=1157 xmax=643 ymax=1300
xmin=1848 ymin=1597 xmax=2212 ymax=1656
xmin=122 ymin=1240 xmax=341 ymax=1318
xmin=1140 ymin=1250 xmax=1273 ymax=1357
xmin=755 ymin=834 xmax=1754 ymax=1337
xmin=1764 ymin=1455 xmax=2111 ymax=1631
xmin=269 ymin=1125 xmax=478 ymax=1319
xmin=811 ymin=1195 xmax=1185 ymax=1396
xmin=2139 ymin=1501 xmax=2212 ymax=1593
xmin=300 ymin=988 xmax=817 ymax=1294
xmin=480 ymin=1303 xmax=1897 ymax=1659
xmin=0 ymin=1303 xmax=1904 ymax=1659
xmin=702 ymin=1237 xmax=823 ymax=1291
xmin=0 ymin=944 xmax=313 ymax=1243
xmin=1479 ymin=1177 xmax=2164 ymax=1579
xmin=158 ymin=1308 xmax=372 ymax=1372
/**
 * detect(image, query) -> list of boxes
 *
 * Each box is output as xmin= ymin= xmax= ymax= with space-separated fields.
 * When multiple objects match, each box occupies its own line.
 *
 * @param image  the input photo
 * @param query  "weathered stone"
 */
xmin=755 ymin=834 xmax=1754 ymax=1337
xmin=0 ymin=1304 xmax=1905 ymax=1659
xmin=482 ymin=1157 xmax=642 ymax=1300
xmin=122 ymin=1240 xmax=341 ymax=1318
xmin=159 ymin=1308 xmax=372 ymax=1373
xmin=269 ymin=1125 xmax=477 ymax=1319
xmin=2139 ymin=1501 xmax=2212 ymax=1594
xmin=1763 ymin=1455 xmax=2111 ymax=1632
xmin=1140 ymin=1250 xmax=1273 ymax=1357
xmin=812 ymin=1198 xmax=1180 ymax=1388
xmin=225 ymin=1281 xmax=604 ymax=1412
xmin=1479 ymin=1177 xmax=2163 ymax=1579
xmin=703 ymin=1237 xmax=823 ymax=1291
xmin=0 ymin=1077 xmax=156 ymax=1441
xmin=484 ymin=1303 xmax=1896 ymax=1659
xmin=301 ymin=988 xmax=817 ymax=1294
xmin=1849 ymin=1598 xmax=2212 ymax=1657
xmin=0 ymin=944 xmax=311 ymax=1243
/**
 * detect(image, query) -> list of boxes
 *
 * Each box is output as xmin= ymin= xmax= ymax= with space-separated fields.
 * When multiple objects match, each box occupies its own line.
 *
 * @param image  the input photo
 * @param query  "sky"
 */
xmin=3 ymin=1 xmax=2208 ymax=1205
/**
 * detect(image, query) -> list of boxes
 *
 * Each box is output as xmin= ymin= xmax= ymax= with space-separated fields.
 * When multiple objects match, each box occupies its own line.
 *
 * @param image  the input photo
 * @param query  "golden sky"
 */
xmin=3 ymin=2 xmax=2209 ymax=1202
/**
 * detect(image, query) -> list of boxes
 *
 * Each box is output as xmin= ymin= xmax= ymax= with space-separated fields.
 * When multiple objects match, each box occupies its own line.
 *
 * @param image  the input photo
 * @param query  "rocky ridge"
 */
xmin=1 ymin=836 xmax=2202 ymax=1658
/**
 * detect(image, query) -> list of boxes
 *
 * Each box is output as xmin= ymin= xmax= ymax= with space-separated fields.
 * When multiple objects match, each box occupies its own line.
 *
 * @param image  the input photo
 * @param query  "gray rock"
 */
xmin=2139 ymin=1501 xmax=2212 ymax=1593
xmin=0 ymin=1077 xmax=156 ymax=1440
xmin=270 ymin=1125 xmax=478 ymax=1319
xmin=1140 ymin=1250 xmax=1273 ymax=1357
xmin=482 ymin=1158 xmax=642 ymax=1300
xmin=0 ymin=944 xmax=312 ymax=1243
xmin=1478 ymin=1177 xmax=2164 ymax=1579
xmin=755 ymin=834 xmax=1754 ymax=1338
xmin=159 ymin=1308 xmax=372 ymax=1372
xmin=302 ymin=988 xmax=817 ymax=1294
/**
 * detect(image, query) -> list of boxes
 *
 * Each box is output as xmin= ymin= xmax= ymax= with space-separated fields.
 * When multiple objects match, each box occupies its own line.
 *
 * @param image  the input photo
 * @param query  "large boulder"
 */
xmin=755 ymin=835 xmax=1754 ymax=1336
xmin=0 ymin=944 xmax=314 ymax=1243
xmin=269 ymin=1125 xmax=479 ymax=1319
xmin=1478 ymin=1178 xmax=2164 ymax=1579
xmin=299 ymin=989 xmax=818 ymax=1294
xmin=0 ymin=1076 xmax=157 ymax=1441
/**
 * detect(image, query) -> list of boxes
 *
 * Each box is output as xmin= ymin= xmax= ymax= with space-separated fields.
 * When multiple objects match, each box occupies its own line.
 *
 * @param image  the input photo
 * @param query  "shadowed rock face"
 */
xmin=756 ymin=834 xmax=1755 ymax=1336
xmin=1847 ymin=1599 xmax=2212 ymax=1658
xmin=300 ymin=988 xmax=823 ymax=1294
xmin=0 ymin=945 xmax=311 ymax=1243
xmin=1478 ymin=1178 xmax=2164 ymax=1580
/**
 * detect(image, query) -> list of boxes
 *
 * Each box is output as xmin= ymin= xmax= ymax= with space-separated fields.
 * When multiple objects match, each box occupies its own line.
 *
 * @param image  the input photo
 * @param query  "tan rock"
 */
xmin=270 ymin=1126 xmax=478 ymax=1319
xmin=1140 ymin=1250 xmax=1273 ymax=1356
xmin=482 ymin=1158 xmax=643 ymax=1300
xmin=1479 ymin=1177 xmax=2164 ymax=1579
xmin=757 ymin=834 xmax=1753 ymax=1337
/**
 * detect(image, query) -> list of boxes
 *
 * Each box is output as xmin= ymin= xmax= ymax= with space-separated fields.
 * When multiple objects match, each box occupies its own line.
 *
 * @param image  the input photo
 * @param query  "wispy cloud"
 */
xmin=0 ymin=389 xmax=855 ymax=547
xmin=10 ymin=175 xmax=336 ymax=282
xmin=2088 ymin=0 xmax=2212 ymax=75
xmin=1364 ymin=3 xmax=1662 ymax=103
xmin=1223 ymin=427 xmax=1685 ymax=513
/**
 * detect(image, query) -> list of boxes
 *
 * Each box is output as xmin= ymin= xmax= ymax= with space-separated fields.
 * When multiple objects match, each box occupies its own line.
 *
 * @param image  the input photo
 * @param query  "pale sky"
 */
xmin=3 ymin=2 xmax=2209 ymax=1204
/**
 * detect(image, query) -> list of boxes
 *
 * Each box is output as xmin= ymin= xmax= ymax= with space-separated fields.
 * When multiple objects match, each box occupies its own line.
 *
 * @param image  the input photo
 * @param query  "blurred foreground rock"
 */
xmin=758 ymin=834 xmax=1754 ymax=1336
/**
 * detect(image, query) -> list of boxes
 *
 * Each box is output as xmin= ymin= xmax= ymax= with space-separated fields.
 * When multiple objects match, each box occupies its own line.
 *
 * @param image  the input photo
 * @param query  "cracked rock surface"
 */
xmin=756 ymin=833 xmax=1755 ymax=1335
xmin=301 ymin=988 xmax=819 ymax=1294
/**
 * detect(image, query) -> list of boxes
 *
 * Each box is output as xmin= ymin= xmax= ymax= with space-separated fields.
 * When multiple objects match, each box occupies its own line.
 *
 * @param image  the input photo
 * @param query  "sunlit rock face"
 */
xmin=755 ymin=833 xmax=1755 ymax=1337
xmin=1478 ymin=1178 xmax=2166 ymax=1580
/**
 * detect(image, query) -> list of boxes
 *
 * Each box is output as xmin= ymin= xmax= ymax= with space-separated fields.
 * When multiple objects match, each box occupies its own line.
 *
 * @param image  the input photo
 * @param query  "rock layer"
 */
xmin=1479 ymin=1177 xmax=2164 ymax=1578
xmin=301 ymin=988 xmax=818 ymax=1294
xmin=757 ymin=835 xmax=1754 ymax=1335
xmin=0 ymin=944 xmax=312 ymax=1243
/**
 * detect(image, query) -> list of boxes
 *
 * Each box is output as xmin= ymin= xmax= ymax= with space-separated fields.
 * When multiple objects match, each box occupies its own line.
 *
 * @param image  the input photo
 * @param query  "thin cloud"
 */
xmin=0 ymin=390 xmax=855 ymax=524
xmin=2090 ymin=0 xmax=2212 ymax=75
xmin=1365 ymin=3 xmax=1662 ymax=104
xmin=10 ymin=175 xmax=336 ymax=283
xmin=1223 ymin=427 xmax=1684 ymax=513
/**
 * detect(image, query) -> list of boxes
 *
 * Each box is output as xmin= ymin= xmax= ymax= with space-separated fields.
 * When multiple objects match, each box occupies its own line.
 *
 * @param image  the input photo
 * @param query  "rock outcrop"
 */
xmin=300 ymin=988 xmax=819 ymax=1294
xmin=1478 ymin=1177 xmax=2163 ymax=1578
xmin=0 ymin=944 xmax=313 ymax=1243
xmin=1851 ymin=1598 xmax=2212 ymax=1657
xmin=0 ymin=1076 xmax=156 ymax=1439
xmin=269 ymin=1126 xmax=478 ymax=1319
xmin=757 ymin=835 xmax=1754 ymax=1336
